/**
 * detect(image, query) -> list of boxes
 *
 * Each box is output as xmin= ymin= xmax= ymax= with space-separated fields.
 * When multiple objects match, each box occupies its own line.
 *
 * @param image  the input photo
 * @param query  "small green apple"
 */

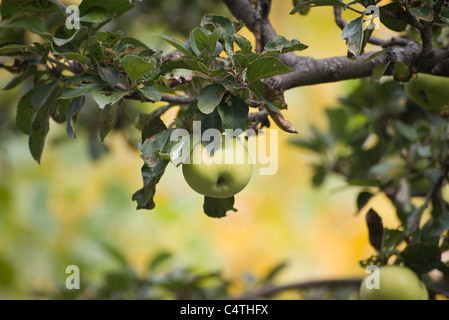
xmin=405 ymin=74 xmax=449 ymax=111
xmin=359 ymin=265 xmax=429 ymax=300
xmin=182 ymin=136 xmax=253 ymax=198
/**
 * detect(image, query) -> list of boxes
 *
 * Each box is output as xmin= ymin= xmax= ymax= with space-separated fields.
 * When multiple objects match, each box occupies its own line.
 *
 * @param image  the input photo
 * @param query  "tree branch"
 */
xmin=237 ymin=278 xmax=363 ymax=299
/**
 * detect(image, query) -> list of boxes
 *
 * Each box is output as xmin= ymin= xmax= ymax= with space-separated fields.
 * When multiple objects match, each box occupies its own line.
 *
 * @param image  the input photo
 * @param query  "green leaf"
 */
xmin=197 ymin=83 xmax=226 ymax=114
xmin=158 ymin=68 xmax=195 ymax=88
xmin=356 ymin=191 xmax=373 ymax=213
xmin=79 ymin=0 xmax=134 ymax=18
xmin=379 ymin=3 xmax=407 ymax=32
xmin=401 ymin=243 xmax=441 ymax=273
xmin=203 ymin=196 xmax=237 ymax=218
xmin=3 ymin=64 xmax=37 ymax=90
xmin=16 ymin=90 xmax=36 ymax=135
xmin=61 ymin=75 xmax=106 ymax=99
xmin=80 ymin=7 xmax=109 ymax=23
xmin=233 ymin=34 xmax=252 ymax=53
xmin=141 ymin=116 xmax=167 ymax=143
xmin=1 ymin=16 xmax=50 ymax=37
xmin=1 ymin=0 xmax=61 ymax=20
xmin=154 ymin=33 xmax=195 ymax=58
xmin=365 ymin=208 xmax=383 ymax=252
xmin=133 ymin=129 xmax=174 ymax=210
xmin=409 ymin=4 xmax=434 ymax=22
xmin=217 ymin=96 xmax=249 ymax=131
xmin=66 ymin=96 xmax=85 ymax=139
xmin=148 ymin=251 xmax=172 ymax=271
xmin=341 ymin=15 xmax=364 ymax=58
xmin=382 ymin=228 xmax=404 ymax=250
xmin=97 ymin=63 xmax=119 ymax=85
xmin=54 ymin=52 xmax=88 ymax=64
xmin=393 ymin=62 xmax=410 ymax=81
xmin=263 ymin=35 xmax=308 ymax=55
xmin=53 ymin=28 xmax=81 ymax=47
xmin=92 ymin=89 xmax=128 ymax=110
xmin=121 ymin=54 xmax=156 ymax=83
xmin=200 ymin=14 xmax=235 ymax=54
xmin=31 ymin=79 xmax=59 ymax=109
xmin=138 ymin=86 xmax=161 ymax=102
xmin=370 ymin=62 xmax=390 ymax=83
xmin=99 ymin=103 xmax=120 ymax=142
xmin=0 ymin=44 xmax=37 ymax=56
xmin=190 ymin=27 xmax=222 ymax=57
xmin=29 ymin=90 xmax=59 ymax=164
xmin=395 ymin=120 xmax=418 ymax=141
xmin=290 ymin=0 xmax=344 ymax=14
xmin=246 ymin=56 xmax=292 ymax=83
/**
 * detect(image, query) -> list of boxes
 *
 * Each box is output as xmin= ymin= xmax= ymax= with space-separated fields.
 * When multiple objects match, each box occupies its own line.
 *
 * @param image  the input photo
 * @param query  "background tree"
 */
xmin=0 ymin=0 xmax=448 ymax=299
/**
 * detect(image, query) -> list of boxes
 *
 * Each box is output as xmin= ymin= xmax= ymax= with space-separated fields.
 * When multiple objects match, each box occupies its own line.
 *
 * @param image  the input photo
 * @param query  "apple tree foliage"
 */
xmin=0 ymin=0 xmax=449 ymax=298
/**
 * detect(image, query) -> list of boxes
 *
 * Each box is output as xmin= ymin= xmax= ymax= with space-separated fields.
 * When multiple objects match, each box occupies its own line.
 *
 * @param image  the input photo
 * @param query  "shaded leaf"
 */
xmin=100 ymin=103 xmax=120 ymax=142
xmin=66 ymin=96 xmax=85 ymax=139
xmin=16 ymin=90 xmax=36 ymax=135
xmin=198 ymin=83 xmax=226 ymax=114
xmin=203 ymin=196 xmax=237 ymax=218
xmin=356 ymin=191 xmax=373 ymax=213
xmin=365 ymin=208 xmax=383 ymax=252
xmin=371 ymin=62 xmax=390 ymax=83
xmin=401 ymin=243 xmax=441 ymax=273
xmin=217 ymin=96 xmax=249 ymax=131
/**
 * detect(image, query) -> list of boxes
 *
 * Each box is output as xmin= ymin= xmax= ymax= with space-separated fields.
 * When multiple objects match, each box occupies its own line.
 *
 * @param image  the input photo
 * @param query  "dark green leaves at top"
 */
xmin=1 ymin=16 xmax=51 ymax=38
xmin=197 ymin=83 xmax=226 ymax=114
xmin=1 ymin=0 xmax=62 ymax=20
xmin=79 ymin=0 xmax=135 ymax=19
xmin=263 ymin=35 xmax=308 ymax=55
xmin=246 ymin=56 xmax=292 ymax=83
xmin=203 ymin=196 xmax=237 ymax=218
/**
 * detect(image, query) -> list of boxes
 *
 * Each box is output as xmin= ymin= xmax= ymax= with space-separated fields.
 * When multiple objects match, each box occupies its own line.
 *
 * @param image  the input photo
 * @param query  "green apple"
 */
xmin=405 ymin=74 xmax=449 ymax=111
xmin=182 ymin=136 xmax=253 ymax=198
xmin=359 ymin=265 xmax=429 ymax=300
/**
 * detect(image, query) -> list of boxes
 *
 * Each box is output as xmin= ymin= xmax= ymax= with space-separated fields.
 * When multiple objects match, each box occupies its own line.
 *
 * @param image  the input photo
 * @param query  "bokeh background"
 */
xmin=0 ymin=0 xmax=401 ymax=299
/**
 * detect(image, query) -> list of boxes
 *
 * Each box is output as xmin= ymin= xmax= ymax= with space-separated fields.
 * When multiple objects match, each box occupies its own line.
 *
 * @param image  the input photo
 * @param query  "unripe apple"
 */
xmin=182 ymin=136 xmax=253 ymax=198
xmin=359 ymin=265 xmax=429 ymax=300
xmin=405 ymin=74 xmax=449 ymax=111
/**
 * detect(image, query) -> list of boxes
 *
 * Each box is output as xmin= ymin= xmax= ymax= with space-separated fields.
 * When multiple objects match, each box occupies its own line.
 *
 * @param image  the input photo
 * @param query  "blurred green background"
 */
xmin=0 ymin=0 xmax=401 ymax=299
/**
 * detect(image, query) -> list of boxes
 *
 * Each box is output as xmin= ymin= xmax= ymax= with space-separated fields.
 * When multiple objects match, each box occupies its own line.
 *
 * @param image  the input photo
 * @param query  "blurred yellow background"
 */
xmin=0 ymin=0 xmax=402 ymax=299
